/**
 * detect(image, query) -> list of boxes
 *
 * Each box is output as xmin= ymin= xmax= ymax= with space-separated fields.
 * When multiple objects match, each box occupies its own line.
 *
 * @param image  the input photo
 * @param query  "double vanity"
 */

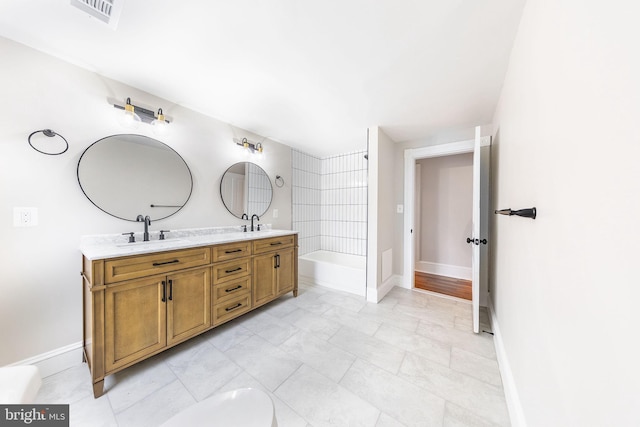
xmin=80 ymin=228 xmax=298 ymax=398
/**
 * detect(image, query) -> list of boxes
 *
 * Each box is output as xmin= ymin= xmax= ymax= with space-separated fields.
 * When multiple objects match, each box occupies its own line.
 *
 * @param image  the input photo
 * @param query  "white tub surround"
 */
xmin=79 ymin=225 xmax=295 ymax=260
xmin=299 ymin=250 xmax=366 ymax=296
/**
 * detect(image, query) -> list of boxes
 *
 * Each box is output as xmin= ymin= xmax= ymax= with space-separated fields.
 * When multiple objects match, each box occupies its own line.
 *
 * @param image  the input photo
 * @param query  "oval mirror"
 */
xmin=77 ymin=134 xmax=193 ymax=221
xmin=220 ymin=162 xmax=273 ymax=219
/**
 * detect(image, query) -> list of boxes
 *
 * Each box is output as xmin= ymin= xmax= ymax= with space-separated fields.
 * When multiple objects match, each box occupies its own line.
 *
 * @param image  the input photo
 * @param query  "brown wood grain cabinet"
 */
xmin=82 ymin=233 xmax=297 ymax=398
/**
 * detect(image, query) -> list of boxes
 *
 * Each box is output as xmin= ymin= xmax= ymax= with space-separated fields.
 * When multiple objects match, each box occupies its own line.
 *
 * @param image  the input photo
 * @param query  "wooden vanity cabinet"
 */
xmin=82 ymin=233 xmax=297 ymax=398
xmin=211 ymin=242 xmax=253 ymax=325
xmin=104 ymin=267 xmax=211 ymax=373
xmin=252 ymin=235 xmax=298 ymax=308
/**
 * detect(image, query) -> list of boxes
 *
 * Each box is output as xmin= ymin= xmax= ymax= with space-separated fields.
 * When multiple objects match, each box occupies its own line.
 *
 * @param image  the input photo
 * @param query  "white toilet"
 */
xmin=161 ymin=388 xmax=277 ymax=427
xmin=0 ymin=365 xmax=42 ymax=403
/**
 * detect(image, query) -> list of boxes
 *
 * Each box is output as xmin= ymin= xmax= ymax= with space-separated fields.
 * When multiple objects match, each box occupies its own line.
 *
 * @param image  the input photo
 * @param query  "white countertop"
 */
xmin=80 ymin=226 xmax=297 ymax=260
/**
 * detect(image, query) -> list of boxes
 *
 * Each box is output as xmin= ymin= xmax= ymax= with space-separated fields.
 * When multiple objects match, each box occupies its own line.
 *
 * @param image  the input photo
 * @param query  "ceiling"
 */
xmin=0 ymin=0 xmax=525 ymax=157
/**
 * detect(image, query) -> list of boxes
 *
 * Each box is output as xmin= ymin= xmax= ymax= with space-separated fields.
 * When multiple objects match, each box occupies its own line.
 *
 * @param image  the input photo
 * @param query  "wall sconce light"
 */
xmin=234 ymin=137 xmax=264 ymax=154
xmin=113 ymin=98 xmax=171 ymax=131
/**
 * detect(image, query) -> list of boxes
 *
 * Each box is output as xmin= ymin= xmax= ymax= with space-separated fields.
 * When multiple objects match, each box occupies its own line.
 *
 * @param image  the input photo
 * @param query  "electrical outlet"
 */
xmin=273 ymin=209 xmax=279 ymax=218
xmin=13 ymin=207 xmax=38 ymax=227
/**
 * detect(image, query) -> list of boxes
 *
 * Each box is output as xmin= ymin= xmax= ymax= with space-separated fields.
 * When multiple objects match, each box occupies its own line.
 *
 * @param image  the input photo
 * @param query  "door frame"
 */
xmin=402 ymin=137 xmax=490 ymax=290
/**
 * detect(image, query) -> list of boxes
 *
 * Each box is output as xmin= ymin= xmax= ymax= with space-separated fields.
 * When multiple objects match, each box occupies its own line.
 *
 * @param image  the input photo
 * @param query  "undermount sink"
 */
xmin=116 ymin=239 xmax=186 ymax=248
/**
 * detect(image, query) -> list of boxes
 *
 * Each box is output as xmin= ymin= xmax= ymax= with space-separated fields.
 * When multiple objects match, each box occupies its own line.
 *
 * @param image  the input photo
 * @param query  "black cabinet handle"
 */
xmin=225 ymin=249 xmax=242 ymax=254
xmin=276 ymin=254 xmax=281 ymax=268
xmin=225 ymin=267 xmax=242 ymax=274
xmin=161 ymin=280 xmax=166 ymax=302
xmin=225 ymin=303 xmax=243 ymax=312
xmin=153 ymin=259 xmax=179 ymax=266
xmin=225 ymin=285 xmax=243 ymax=293
xmin=270 ymin=242 xmax=283 ymax=246
xmin=168 ymin=279 xmax=173 ymax=301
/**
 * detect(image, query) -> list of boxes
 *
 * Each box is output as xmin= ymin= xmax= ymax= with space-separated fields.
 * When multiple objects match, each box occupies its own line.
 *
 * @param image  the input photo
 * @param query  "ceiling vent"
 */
xmin=70 ymin=0 xmax=124 ymax=30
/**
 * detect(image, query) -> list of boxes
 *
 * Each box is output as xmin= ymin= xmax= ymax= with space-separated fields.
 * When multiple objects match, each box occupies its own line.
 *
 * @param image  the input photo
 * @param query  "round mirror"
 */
xmin=220 ymin=162 xmax=273 ymax=218
xmin=77 ymin=134 xmax=193 ymax=221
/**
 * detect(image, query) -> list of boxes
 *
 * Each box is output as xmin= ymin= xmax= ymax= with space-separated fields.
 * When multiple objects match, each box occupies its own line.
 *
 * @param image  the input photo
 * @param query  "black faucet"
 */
xmin=136 ymin=214 xmax=151 ymax=241
xmin=250 ymin=214 xmax=260 ymax=232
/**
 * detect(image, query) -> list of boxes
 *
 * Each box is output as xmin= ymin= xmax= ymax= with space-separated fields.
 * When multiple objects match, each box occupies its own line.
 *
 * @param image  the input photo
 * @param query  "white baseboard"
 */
xmin=7 ymin=342 xmax=84 ymax=379
xmin=367 ymin=274 xmax=401 ymax=303
xmin=416 ymin=261 xmax=472 ymax=280
xmin=488 ymin=299 xmax=527 ymax=427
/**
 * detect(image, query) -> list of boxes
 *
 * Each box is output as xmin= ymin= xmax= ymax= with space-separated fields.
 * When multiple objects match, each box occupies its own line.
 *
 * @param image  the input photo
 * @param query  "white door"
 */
xmin=471 ymin=126 xmax=490 ymax=333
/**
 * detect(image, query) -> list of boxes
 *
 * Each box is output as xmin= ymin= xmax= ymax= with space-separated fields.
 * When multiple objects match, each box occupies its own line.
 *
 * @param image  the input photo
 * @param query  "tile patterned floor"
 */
xmin=35 ymin=281 xmax=510 ymax=426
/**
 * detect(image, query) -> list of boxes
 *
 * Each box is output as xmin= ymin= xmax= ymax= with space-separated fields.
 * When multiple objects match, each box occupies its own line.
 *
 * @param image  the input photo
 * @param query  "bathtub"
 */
xmin=298 ymin=250 xmax=366 ymax=296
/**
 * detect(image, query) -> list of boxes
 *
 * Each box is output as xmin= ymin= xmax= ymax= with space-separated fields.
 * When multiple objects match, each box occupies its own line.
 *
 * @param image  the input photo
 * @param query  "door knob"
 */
xmin=467 ymin=238 xmax=488 ymax=245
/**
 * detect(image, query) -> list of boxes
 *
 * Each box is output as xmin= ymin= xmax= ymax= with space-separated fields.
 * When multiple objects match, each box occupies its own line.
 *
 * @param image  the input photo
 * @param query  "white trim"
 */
xmin=488 ymin=299 xmax=527 ymax=427
xmin=415 ymin=261 xmax=472 ymax=280
xmin=7 ymin=342 xmax=84 ymax=379
xmin=367 ymin=274 xmax=400 ymax=303
xmin=403 ymin=136 xmax=490 ymax=289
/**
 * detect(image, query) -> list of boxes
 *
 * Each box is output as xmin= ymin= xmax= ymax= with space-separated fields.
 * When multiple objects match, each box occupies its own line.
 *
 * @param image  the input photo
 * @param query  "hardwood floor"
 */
xmin=415 ymin=271 xmax=471 ymax=300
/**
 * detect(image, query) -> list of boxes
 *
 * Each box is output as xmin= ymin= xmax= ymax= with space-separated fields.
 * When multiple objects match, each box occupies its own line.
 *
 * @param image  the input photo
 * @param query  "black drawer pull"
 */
xmin=270 ymin=242 xmax=283 ymax=246
xmin=225 ymin=285 xmax=243 ymax=293
xmin=225 ymin=303 xmax=243 ymax=312
xmin=153 ymin=259 xmax=179 ymax=266
xmin=161 ymin=281 xmax=166 ymax=302
xmin=225 ymin=249 xmax=242 ymax=254
xmin=225 ymin=267 xmax=242 ymax=274
xmin=168 ymin=279 xmax=173 ymax=301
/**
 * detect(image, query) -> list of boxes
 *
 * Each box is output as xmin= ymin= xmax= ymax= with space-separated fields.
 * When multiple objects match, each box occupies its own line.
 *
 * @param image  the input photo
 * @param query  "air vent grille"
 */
xmin=70 ymin=0 xmax=123 ymax=29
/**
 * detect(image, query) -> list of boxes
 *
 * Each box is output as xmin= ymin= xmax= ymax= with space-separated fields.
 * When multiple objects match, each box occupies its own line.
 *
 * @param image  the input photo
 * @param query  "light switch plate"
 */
xmin=273 ymin=209 xmax=279 ymax=218
xmin=396 ymin=204 xmax=404 ymax=214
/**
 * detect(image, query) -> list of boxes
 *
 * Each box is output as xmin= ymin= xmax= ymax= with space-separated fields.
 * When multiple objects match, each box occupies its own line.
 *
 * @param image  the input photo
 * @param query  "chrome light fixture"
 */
xmin=113 ymin=98 xmax=171 ymax=130
xmin=234 ymin=137 xmax=264 ymax=154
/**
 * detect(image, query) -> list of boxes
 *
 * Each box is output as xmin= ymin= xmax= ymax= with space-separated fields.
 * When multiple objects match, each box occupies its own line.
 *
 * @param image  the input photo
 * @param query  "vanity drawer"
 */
xmin=104 ymin=248 xmax=210 ymax=284
xmin=213 ymin=293 xmax=252 ymax=325
xmin=212 ymin=241 xmax=252 ymax=262
xmin=213 ymin=276 xmax=251 ymax=304
xmin=252 ymin=235 xmax=295 ymax=254
xmin=212 ymin=258 xmax=251 ymax=283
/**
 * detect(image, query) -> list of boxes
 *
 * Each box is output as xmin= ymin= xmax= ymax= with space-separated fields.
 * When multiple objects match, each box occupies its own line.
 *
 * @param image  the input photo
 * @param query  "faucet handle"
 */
xmin=159 ymin=230 xmax=170 ymax=240
xmin=257 ymin=223 xmax=263 ymax=231
xmin=241 ymin=225 xmax=247 ymax=232
xmin=122 ymin=232 xmax=135 ymax=243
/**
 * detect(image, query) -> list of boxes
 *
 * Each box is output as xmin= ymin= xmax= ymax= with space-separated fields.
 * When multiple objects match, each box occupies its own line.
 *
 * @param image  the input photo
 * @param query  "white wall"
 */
xmin=0 ymin=37 xmax=293 ymax=366
xmin=490 ymin=1 xmax=640 ymax=425
xmin=367 ymin=127 xmax=397 ymax=301
xmin=416 ymin=153 xmax=473 ymax=278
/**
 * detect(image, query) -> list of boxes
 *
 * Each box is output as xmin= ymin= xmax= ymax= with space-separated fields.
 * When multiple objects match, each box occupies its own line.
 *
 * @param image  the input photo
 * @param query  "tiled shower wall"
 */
xmin=292 ymin=149 xmax=368 ymax=256
xmin=292 ymin=150 xmax=322 ymax=255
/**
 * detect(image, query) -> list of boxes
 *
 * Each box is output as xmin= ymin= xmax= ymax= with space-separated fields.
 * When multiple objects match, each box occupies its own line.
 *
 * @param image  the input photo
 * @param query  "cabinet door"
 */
xmin=166 ymin=268 xmax=211 ymax=346
xmin=276 ymin=248 xmax=295 ymax=295
xmin=105 ymin=277 xmax=167 ymax=373
xmin=252 ymin=253 xmax=277 ymax=307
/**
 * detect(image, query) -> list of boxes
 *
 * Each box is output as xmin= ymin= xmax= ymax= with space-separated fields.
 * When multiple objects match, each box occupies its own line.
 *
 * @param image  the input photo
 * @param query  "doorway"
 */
xmin=403 ymin=130 xmax=490 ymax=332
xmin=413 ymin=153 xmax=473 ymax=300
